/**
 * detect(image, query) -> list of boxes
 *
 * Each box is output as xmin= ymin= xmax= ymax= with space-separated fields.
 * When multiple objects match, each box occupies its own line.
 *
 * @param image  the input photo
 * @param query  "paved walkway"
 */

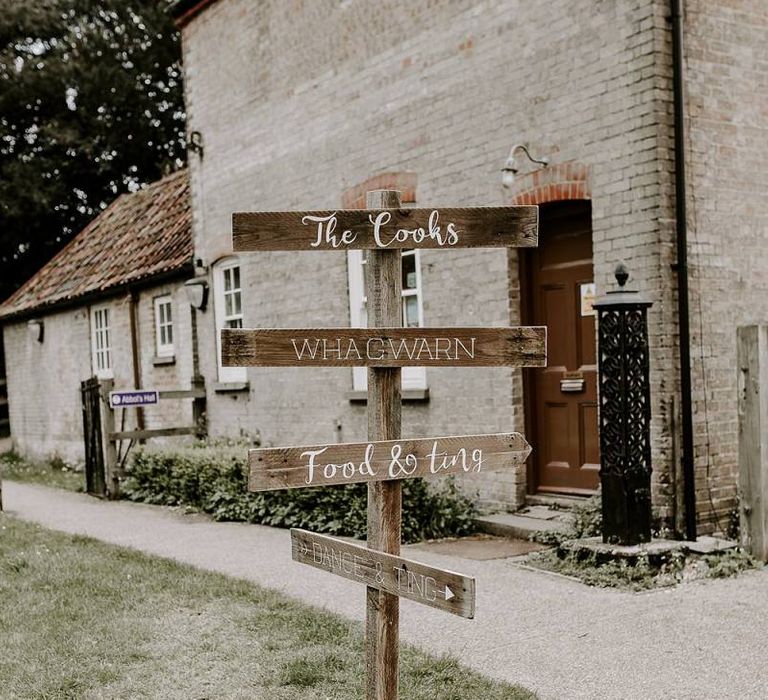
xmin=3 ymin=481 xmax=768 ymax=700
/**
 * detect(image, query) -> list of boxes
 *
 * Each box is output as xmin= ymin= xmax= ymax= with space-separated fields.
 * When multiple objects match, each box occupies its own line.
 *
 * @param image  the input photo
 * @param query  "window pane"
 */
xmin=405 ymin=296 xmax=419 ymax=327
xmin=232 ymin=266 xmax=240 ymax=290
xmin=166 ymin=324 xmax=173 ymax=344
xmin=402 ymin=253 xmax=417 ymax=290
xmin=232 ymin=290 xmax=241 ymax=315
xmin=225 ymin=293 xmax=234 ymax=317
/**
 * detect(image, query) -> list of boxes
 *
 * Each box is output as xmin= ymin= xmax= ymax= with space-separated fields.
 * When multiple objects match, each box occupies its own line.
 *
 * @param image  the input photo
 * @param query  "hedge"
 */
xmin=123 ymin=444 xmax=478 ymax=544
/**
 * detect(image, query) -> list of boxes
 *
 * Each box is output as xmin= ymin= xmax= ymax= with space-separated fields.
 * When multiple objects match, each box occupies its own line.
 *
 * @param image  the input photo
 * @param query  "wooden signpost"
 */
xmin=291 ymin=529 xmax=476 ymax=619
xmin=222 ymin=327 xmax=545 ymax=368
xmin=232 ymin=206 xmax=537 ymax=251
xmin=248 ymin=432 xmax=532 ymax=491
xmin=224 ymin=192 xmax=543 ymax=699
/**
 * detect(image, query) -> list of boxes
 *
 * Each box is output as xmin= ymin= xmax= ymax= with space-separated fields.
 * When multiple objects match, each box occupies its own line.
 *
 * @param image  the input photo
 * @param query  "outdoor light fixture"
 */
xmin=501 ymin=144 xmax=549 ymax=188
xmin=184 ymin=278 xmax=209 ymax=311
xmin=27 ymin=318 xmax=44 ymax=343
xmin=187 ymin=130 xmax=204 ymax=160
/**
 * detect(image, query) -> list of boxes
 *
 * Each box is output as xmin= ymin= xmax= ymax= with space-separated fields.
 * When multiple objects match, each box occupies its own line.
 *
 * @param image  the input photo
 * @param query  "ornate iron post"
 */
xmin=593 ymin=264 xmax=653 ymax=545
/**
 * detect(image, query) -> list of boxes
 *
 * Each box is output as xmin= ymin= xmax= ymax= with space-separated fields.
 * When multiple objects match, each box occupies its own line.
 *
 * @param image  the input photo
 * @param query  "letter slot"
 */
xmin=560 ymin=377 xmax=585 ymax=393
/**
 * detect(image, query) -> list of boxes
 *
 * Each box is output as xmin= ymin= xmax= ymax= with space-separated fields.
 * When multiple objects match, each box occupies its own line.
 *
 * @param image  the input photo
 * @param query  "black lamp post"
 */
xmin=593 ymin=264 xmax=653 ymax=545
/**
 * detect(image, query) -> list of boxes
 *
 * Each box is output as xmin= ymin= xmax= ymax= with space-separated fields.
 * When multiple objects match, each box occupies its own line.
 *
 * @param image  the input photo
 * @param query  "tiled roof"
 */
xmin=0 ymin=169 xmax=192 ymax=320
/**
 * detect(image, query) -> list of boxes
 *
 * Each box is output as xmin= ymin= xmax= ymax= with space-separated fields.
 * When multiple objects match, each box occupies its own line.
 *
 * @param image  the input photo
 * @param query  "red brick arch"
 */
xmin=341 ymin=172 xmax=417 ymax=209
xmin=507 ymin=161 xmax=590 ymax=205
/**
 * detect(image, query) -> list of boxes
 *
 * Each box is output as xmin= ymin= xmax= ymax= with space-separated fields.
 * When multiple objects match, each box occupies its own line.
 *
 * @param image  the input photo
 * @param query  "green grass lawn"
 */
xmin=0 ymin=515 xmax=536 ymax=699
xmin=1 ymin=451 xmax=83 ymax=492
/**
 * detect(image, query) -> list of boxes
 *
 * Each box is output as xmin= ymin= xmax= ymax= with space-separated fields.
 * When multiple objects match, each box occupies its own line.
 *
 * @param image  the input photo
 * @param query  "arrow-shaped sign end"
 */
xmin=445 ymin=585 xmax=455 ymax=601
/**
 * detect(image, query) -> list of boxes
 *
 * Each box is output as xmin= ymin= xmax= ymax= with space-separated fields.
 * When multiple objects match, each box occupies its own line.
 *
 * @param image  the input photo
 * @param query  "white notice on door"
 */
xmin=580 ymin=283 xmax=596 ymax=317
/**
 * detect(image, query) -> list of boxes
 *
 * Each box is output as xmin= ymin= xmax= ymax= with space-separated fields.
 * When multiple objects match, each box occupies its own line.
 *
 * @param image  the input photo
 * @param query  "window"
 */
xmin=214 ymin=260 xmax=247 ymax=383
xmin=347 ymin=249 xmax=426 ymax=391
xmin=91 ymin=305 xmax=113 ymax=378
xmin=154 ymin=295 xmax=174 ymax=357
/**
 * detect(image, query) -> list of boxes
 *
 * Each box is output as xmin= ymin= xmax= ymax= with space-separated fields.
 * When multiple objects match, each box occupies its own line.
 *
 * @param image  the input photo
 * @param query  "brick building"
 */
xmin=0 ymin=169 xmax=196 ymax=462
xmin=168 ymin=0 xmax=768 ymax=535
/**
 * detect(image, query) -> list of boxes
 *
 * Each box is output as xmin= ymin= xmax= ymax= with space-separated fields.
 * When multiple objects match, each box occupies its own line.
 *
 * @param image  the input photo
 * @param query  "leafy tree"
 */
xmin=0 ymin=0 xmax=186 ymax=304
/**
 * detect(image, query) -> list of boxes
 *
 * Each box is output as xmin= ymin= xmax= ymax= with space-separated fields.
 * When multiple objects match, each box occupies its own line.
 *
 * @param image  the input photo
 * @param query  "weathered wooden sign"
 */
xmin=222 ymin=327 xmax=546 ymax=368
xmin=248 ymin=432 xmax=531 ymax=491
xmin=291 ymin=529 xmax=476 ymax=619
xmin=232 ymin=206 xmax=537 ymax=251
xmin=229 ymin=190 xmax=541 ymax=700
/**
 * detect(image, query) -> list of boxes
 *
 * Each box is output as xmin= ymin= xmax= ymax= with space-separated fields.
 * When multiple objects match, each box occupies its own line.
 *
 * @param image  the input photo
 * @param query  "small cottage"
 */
xmin=0 ymin=169 xmax=196 ymax=463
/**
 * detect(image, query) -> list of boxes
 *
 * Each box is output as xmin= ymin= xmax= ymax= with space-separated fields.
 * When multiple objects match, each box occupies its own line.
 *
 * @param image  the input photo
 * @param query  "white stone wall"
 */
xmin=3 ymin=281 xmax=195 ymax=463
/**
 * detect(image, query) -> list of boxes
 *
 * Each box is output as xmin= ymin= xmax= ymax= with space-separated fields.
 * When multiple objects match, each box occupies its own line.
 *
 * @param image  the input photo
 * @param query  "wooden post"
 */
xmin=192 ymin=374 xmax=207 ymax=439
xmin=99 ymin=379 xmax=120 ymax=500
xmin=738 ymin=325 xmax=768 ymax=561
xmin=365 ymin=189 xmax=402 ymax=700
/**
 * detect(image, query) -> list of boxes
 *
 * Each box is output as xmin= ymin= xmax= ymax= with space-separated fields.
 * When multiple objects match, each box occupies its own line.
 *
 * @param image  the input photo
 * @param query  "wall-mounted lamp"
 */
xmin=27 ymin=318 xmax=44 ymax=343
xmin=187 ymin=130 xmax=204 ymax=160
xmin=501 ymin=144 xmax=549 ymax=188
xmin=184 ymin=278 xmax=209 ymax=311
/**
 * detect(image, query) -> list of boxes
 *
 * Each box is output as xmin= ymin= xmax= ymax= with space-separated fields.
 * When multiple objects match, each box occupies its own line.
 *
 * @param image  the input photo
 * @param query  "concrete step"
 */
xmin=526 ymin=493 xmax=591 ymax=509
xmin=475 ymin=510 xmax=573 ymax=540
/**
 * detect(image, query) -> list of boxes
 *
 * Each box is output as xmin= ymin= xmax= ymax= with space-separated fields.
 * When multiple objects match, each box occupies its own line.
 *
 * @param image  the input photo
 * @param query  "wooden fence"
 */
xmin=738 ymin=325 xmax=768 ymax=562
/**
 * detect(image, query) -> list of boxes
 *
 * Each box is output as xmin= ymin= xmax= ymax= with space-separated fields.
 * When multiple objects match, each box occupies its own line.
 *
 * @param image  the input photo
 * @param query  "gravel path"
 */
xmin=3 ymin=481 xmax=767 ymax=699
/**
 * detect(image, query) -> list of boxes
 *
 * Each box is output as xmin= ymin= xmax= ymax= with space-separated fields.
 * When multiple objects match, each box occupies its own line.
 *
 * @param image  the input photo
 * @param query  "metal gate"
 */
xmin=81 ymin=377 xmax=106 ymax=497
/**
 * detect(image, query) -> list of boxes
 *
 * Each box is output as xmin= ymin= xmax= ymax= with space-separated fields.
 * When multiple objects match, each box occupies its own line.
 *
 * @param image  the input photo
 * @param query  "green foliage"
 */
xmin=531 ymin=550 xmax=684 ymax=591
xmin=123 ymin=445 xmax=478 ymax=544
xmin=0 ymin=0 xmax=185 ymax=302
xmin=529 ymin=494 xmax=602 ymax=545
xmin=702 ymin=549 xmax=755 ymax=579
xmin=0 ymin=449 xmax=83 ymax=491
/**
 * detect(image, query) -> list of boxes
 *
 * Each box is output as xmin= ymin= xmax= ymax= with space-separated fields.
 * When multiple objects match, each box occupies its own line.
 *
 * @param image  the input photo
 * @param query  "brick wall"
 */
xmin=3 ymin=281 xmax=195 ymax=463
xmin=180 ymin=0 xmax=677 ymax=512
xmin=179 ymin=0 xmax=762 ymax=520
xmin=677 ymin=0 xmax=768 ymax=532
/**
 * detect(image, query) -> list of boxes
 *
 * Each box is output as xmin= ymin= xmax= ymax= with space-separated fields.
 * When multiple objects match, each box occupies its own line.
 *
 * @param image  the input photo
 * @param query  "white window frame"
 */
xmin=154 ymin=294 xmax=175 ymax=357
xmin=347 ymin=248 xmax=426 ymax=391
xmin=213 ymin=259 xmax=247 ymax=383
xmin=90 ymin=304 xmax=113 ymax=379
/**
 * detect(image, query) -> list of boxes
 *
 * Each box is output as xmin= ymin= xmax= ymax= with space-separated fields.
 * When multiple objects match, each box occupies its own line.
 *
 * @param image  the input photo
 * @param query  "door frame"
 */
xmin=518 ymin=199 xmax=594 ymax=496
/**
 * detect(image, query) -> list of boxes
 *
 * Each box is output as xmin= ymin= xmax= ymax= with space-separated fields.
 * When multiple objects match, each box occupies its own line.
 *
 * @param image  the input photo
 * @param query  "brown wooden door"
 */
xmin=523 ymin=201 xmax=599 ymax=494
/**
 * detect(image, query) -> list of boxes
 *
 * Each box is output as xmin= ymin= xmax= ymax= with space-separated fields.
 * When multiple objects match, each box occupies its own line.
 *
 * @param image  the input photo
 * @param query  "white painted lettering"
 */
xmin=292 ymin=338 xmax=320 ymax=360
xmin=302 ymin=212 xmax=356 ymax=248
xmin=344 ymin=339 xmax=362 ymax=361
xmin=322 ymin=338 xmax=342 ymax=360
xmin=366 ymin=338 xmax=385 ymax=360
xmin=370 ymin=211 xmax=393 ymax=248
xmin=455 ymin=337 xmax=476 ymax=359
xmin=302 ymin=446 xmax=330 ymax=484
xmin=415 ymin=337 xmax=434 ymax=361
xmin=388 ymin=444 xmax=418 ymax=478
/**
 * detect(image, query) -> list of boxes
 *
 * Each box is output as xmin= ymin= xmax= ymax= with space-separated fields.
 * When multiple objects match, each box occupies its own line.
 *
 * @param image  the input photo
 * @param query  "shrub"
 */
xmin=123 ymin=444 xmax=478 ymax=544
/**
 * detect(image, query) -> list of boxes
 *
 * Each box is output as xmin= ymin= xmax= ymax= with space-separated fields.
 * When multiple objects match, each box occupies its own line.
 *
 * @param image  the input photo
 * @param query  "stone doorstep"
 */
xmin=475 ymin=509 xmax=573 ymax=540
xmin=560 ymin=535 xmax=738 ymax=563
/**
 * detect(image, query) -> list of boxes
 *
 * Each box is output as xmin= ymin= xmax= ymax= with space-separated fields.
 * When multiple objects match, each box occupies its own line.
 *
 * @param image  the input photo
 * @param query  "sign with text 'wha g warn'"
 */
xmin=232 ymin=206 xmax=538 ymax=251
xmin=221 ymin=327 xmax=546 ymax=368
xmin=291 ymin=529 xmax=476 ymax=619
